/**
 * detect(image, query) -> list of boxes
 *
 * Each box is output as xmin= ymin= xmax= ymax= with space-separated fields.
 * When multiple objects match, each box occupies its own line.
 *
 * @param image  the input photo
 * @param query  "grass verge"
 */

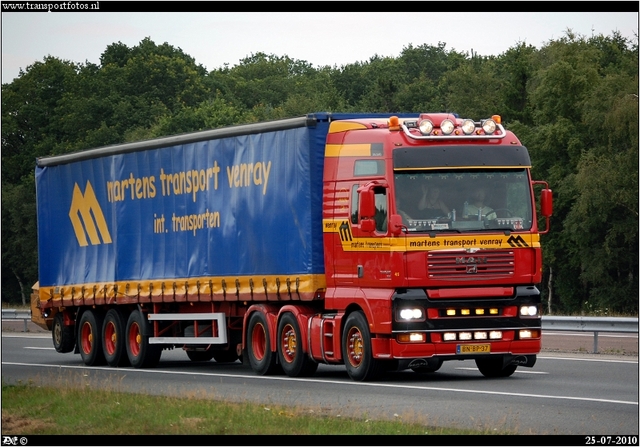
xmin=1 ymin=380 xmax=506 ymax=435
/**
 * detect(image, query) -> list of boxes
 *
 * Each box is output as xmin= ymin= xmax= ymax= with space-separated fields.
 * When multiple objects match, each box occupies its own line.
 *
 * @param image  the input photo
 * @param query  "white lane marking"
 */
xmin=455 ymin=367 xmax=549 ymax=374
xmin=24 ymin=347 xmax=55 ymax=350
xmin=2 ymin=361 xmax=637 ymax=406
xmin=2 ymin=334 xmax=50 ymax=339
xmin=538 ymin=356 xmax=638 ymax=364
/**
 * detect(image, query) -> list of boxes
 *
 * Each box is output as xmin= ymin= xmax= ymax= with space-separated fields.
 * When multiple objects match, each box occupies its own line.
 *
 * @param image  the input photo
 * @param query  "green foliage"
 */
xmin=1 ymin=177 xmax=38 ymax=304
xmin=1 ymin=32 xmax=637 ymax=314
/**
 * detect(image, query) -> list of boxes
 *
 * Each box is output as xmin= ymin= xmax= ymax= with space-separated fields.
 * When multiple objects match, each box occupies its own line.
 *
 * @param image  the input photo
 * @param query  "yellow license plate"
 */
xmin=457 ymin=344 xmax=491 ymax=354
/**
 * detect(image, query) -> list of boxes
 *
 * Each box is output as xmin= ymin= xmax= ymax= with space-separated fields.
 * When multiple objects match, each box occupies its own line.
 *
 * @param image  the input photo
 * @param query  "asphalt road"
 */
xmin=2 ymin=322 xmax=638 ymax=436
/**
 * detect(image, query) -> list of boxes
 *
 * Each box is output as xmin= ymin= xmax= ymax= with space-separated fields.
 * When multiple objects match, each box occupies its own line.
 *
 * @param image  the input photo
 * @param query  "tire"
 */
xmin=411 ymin=358 xmax=443 ymax=374
xmin=475 ymin=356 xmax=518 ymax=378
xmin=77 ymin=310 xmax=106 ymax=366
xmin=102 ymin=308 xmax=130 ymax=367
xmin=342 ymin=311 xmax=381 ymax=382
xmin=277 ymin=313 xmax=318 ymax=377
xmin=186 ymin=348 xmax=215 ymax=362
xmin=126 ymin=309 xmax=162 ymax=368
xmin=246 ymin=311 xmax=280 ymax=375
xmin=52 ymin=312 xmax=75 ymax=353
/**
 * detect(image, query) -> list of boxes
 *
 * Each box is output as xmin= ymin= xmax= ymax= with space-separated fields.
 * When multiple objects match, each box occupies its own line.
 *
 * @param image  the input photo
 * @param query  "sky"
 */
xmin=1 ymin=10 xmax=638 ymax=84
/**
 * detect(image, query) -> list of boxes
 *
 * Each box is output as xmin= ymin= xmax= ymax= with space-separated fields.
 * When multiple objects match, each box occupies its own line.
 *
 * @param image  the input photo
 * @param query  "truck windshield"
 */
xmin=393 ymin=169 xmax=533 ymax=232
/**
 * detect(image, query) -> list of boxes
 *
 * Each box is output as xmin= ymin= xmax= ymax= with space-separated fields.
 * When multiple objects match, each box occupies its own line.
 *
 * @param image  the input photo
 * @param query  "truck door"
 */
xmin=354 ymin=182 xmax=405 ymax=288
xmin=328 ymin=183 xmax=359 ymax=285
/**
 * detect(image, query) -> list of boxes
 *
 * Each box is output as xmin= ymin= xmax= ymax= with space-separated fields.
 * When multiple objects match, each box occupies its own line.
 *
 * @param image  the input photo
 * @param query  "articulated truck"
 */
xmin=32 ymin=112 xmax=552 ymax=381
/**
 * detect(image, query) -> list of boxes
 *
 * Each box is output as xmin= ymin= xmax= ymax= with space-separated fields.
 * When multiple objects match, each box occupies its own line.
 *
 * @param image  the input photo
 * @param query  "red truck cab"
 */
xmin=317 ymin=113 xmax=552 ymax=380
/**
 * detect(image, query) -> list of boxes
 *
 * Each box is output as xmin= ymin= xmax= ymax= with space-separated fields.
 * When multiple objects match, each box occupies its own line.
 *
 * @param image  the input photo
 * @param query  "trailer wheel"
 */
xmin=342 ymin=311 xmax=381 ymax=382
xmin=475 ymin=356 xmax=518 ymax=378
xmin=77 ymin=310 xmax=106 ymax=366
xmin=246 ymin=311 xmax=279 ymax=375
xmin=52 ymin=312 xmax=75 ymax=353
xmin=277 ymin=313 xmax=318 ymax=377
xmin=102 ymin=308 xmax=130 ymax=367
xmin=126 ymin=309 xmax=161 ymax=368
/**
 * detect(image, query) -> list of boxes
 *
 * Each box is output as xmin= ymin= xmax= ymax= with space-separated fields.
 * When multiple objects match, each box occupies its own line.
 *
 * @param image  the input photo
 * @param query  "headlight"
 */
xmin=398 ymin=308 xmax=424 ymax=321
xmin=443 ymin=332 xmax=457 ymax=341
xmin=418 ymin=119 xmax=434 ymax=135
xmin=440 ymin=119 xmax=455 ymax=135
xmin=520 ymin=305 xmax=539 ymax=317
xmin=482 ymin=119 xmax=497 ymax=134
xmin=461 ymin=119 xmax=475 ymax=135
xmin=519 ymin=330 xmax=533 ymax=339
xmin=519 ymin=329 xmax=540 ymax=339
xmin=397 ymin=333 xmax=426 ymax=343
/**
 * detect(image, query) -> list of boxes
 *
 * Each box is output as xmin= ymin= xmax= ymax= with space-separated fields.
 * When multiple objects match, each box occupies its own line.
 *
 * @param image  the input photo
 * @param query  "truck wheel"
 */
xmin=342 ymin=311 xmax=381 ymax=382
xmin=246 ymin=312 xmax=279 ymax=375
xmin=126 ymin=309 xmax=161 ymax=368
xmin=102 ymin=308 xmax=130 ymax=367
xmin=77 ymin=310 xmax=106 ymax=366
xmin=277 ymin=313 xmax=318 ymax=377
xmin=52 ymin=312 xmax=75 ymax=353
xmin=475 ymin=356 xmax=518 ymax=378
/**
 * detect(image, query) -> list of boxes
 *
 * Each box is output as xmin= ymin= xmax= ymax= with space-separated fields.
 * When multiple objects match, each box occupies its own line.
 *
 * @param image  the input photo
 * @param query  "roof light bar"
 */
xmin=401 ymin=115 xmax=507 ymax=140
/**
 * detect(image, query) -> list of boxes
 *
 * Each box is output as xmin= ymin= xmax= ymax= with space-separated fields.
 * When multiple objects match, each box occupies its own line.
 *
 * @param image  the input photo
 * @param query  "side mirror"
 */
xmin=540 ymin=188 xmax=553 ymax=217
xmin=358 ymin=188 xmax=375 ymax=219
xmin=389 ymin=214 xmax=404 ymax=236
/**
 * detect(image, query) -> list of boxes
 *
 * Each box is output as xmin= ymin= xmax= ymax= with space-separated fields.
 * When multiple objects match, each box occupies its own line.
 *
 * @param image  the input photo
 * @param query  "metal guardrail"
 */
xmin=541 ymin=316 xmax=639 ymax=353
xmin=2 ymin=310 xmax=638 ymax=353
xmin=2 ymin=308 xmax=32 ymax=332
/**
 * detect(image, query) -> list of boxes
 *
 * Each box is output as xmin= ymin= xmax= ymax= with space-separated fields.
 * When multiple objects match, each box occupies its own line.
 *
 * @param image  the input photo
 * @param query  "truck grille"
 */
xmin=428 ymin=250 xmax=514 ymax=279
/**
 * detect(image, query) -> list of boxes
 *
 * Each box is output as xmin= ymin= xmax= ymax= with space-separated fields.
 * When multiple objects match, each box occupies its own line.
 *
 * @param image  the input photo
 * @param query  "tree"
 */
xmin=1 ymin=178 xmax=38 ymax=305
xmin=524 ymin=30 xmax=638 ymax=314
xmin=438 ymin=56 xmax=503 ymax=118
xmin=1 ymin=56 xmax=80 ymax=182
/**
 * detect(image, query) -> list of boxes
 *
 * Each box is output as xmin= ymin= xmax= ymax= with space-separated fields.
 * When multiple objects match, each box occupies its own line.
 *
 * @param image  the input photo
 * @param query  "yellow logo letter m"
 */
xmin=69 ymin=181 xmax=112 ymax=247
